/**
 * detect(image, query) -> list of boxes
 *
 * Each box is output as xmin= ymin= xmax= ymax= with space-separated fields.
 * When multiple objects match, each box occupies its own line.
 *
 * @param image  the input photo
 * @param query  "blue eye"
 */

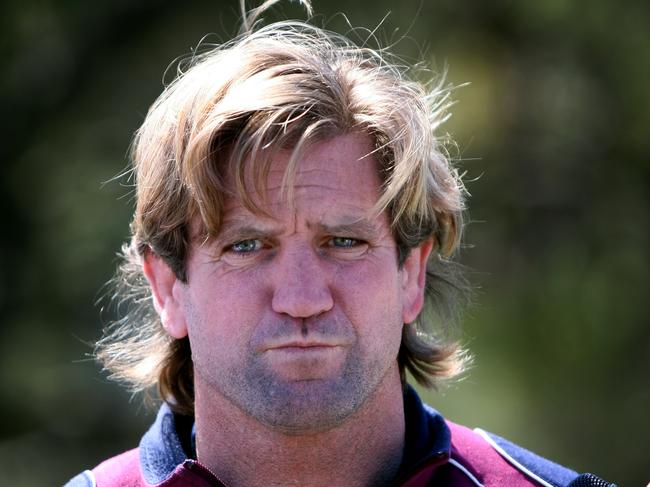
xmin=230 ymin=239 xmax=262 ymax=253
xmin=330 ymin=237 xmax=359 ymax=248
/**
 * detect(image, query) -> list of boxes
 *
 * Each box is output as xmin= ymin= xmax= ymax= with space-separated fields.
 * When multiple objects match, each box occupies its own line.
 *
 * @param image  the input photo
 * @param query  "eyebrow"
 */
xmin=213 ymin=215 xmax=384 ymax=244
xmin=214 ymin=222 xmax=283 ymax=244
xmin=310 ymin=218 xmax=383 ymax=240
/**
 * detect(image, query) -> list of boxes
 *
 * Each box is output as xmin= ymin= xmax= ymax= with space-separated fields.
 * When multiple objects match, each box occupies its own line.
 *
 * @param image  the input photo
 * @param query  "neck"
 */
xmin=194 ymin=368 xmax=406 ymax=487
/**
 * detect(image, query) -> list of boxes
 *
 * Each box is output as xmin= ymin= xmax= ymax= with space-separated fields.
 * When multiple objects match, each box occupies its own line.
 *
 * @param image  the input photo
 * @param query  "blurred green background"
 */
xmin=1 ymin=0 xmax=648 ymax=485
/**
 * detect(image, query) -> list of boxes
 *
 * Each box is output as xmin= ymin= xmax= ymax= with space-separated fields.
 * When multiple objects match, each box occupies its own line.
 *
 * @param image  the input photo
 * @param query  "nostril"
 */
xmin=270 ymin=248 xmax=334 ymax=318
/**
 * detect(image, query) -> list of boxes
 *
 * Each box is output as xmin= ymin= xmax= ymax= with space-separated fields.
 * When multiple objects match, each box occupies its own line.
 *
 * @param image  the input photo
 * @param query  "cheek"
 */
xmin=182 ymin=272 xmax=268 ymax=361
xmin=333 ymin=259 xmax=404 ymax=345
xmin=333 ymin=255 xmax=401 ymax=304
xmin=188 ymin=264 xmax=268 ymax=318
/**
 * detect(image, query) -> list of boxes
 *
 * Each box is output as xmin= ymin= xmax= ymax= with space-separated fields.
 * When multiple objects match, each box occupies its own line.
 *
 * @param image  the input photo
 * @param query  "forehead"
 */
xmin=222 ymin=133 xmax=383 ymax=218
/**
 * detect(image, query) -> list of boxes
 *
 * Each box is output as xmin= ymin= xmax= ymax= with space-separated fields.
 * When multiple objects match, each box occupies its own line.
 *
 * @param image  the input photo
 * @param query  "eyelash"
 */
xmin=228 ymin=239 xmax=263 ymax=254
xmin=328 ymin=237 xmax=362 ymax=248
xmin=225 ymin=236 xmax=365 ymax=256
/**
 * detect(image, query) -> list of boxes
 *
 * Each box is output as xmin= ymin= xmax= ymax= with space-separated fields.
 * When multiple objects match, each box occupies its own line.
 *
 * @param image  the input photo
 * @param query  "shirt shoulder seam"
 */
xmin=473 ymin=428 xmax=552 ymax=487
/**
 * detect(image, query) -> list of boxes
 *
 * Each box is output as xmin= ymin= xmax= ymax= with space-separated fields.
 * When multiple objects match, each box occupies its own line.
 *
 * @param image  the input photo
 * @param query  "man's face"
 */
xmin=148 ymin=133 xmax=429 ymax=433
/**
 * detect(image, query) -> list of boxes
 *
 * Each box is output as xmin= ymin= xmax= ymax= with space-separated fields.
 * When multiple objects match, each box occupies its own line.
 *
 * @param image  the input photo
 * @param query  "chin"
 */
xmin=241 ymin=376 xmax=369 ymax=435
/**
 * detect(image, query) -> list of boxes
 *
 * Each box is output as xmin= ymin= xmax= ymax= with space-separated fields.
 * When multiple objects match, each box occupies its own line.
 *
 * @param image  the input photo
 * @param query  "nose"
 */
xmin=271 ymin=245 xmax=334 ymax=318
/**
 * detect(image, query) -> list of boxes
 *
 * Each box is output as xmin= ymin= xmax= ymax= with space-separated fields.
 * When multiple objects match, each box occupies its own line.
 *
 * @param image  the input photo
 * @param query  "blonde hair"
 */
xmin=97 ymin=0 xmax=470 ymax=415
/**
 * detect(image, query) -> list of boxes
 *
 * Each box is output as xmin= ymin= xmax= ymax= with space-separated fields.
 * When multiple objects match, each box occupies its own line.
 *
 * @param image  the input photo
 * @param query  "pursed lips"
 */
xmin=264 ymin=342 xmax=342 ymax=352
xmin=259 ymin=338 xmax=351 ymax=354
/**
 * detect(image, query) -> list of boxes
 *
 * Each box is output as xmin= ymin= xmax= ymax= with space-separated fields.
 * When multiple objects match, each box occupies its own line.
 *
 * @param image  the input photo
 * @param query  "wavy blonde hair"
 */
xmin=97 ymin=0 xmax=470 ymax=416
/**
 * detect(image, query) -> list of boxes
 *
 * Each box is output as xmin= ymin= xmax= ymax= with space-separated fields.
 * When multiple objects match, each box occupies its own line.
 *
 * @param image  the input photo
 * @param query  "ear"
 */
xmin=400 ymin=239 xmax=434 ymax=324
xmin=142 ymin=249 xmax=188 ymax=339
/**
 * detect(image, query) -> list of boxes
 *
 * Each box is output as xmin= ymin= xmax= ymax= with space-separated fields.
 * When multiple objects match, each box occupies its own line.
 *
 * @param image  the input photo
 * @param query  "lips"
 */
xmin=251 ymin=318 xmax=356 ymax=354
xmin=264 ymin=342 xmax=342 ymax=352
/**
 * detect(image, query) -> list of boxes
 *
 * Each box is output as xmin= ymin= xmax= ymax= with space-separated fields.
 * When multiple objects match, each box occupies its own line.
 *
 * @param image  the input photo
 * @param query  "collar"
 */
xmin=395 ymin=385 xmax=451 ymax=480
xmin=139 ymin=386 xmax=451 ymax=485
xmin=139 ymin=402 xmax=192 ymax=484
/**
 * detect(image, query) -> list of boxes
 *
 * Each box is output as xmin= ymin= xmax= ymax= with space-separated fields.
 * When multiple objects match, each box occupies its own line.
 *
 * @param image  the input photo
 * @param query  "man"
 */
xmin=66 ymin=1 xmax=613 ymax=486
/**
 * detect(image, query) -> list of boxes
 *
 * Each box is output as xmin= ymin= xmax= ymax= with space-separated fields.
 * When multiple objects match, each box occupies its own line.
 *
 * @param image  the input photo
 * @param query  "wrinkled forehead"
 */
xmin=221 ymin=132 xmax=383 ymax=217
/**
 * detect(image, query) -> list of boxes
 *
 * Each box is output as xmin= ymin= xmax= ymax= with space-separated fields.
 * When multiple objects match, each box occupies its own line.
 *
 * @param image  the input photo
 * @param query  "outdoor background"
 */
xmin=1 ymin=0 xmax=648 ymax=485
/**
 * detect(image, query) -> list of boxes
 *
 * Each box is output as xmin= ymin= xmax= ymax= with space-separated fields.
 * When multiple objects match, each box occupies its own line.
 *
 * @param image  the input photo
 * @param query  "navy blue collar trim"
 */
xmin=139 ymin=403 xmax=190 ymax=484
xmin=397 ymin=385 xmax=451 ymax=478
xmin=139 ymin=386 xmax=451 ymax=484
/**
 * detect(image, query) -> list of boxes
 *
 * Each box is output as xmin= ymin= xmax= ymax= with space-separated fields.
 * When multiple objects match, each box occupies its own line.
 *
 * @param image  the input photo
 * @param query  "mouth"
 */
xmin=259 ymin=340 xmax=350 ymax=381
xmin=264 ymin=342 xmax=341 ymax=352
